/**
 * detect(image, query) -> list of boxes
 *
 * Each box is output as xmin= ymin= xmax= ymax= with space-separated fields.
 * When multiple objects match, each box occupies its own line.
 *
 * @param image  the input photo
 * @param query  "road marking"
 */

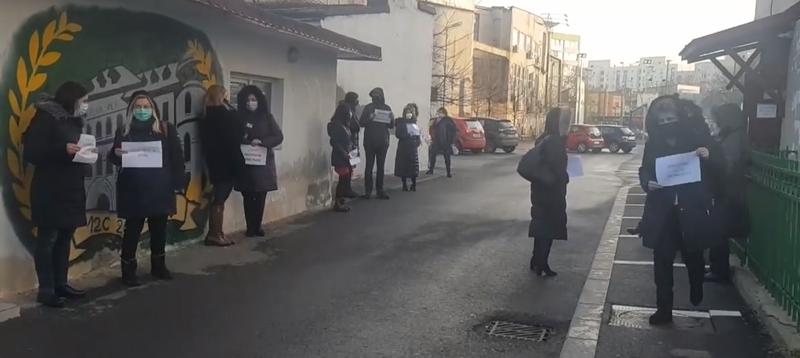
xmin=622 ymin=216 xmax=642 ymax=220
xmin=613 ymin=260 xmax=711 ymax=269
xmin=618 ymin=235 xmax=639 ymax=239
xmin=625 ymin=204 xmax=645 ymax=207
xmin=628 ymin=193 xmax=646 ymax=196
xmin=612 ymin=305 xmax=743 ymax=319
xmin=560 ymin=186 xmax=630 ymax=358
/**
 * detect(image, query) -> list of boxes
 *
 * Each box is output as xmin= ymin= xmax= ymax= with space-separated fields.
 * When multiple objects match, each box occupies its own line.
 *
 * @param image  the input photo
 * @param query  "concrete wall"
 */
xmin=781 ymin=21 xmax=800 ymax=149
xmin=323 ymin=0 xmax=434 ymax=173
xmin=0 ymin=0 xmax=339 ymax=296
xmin=755 ymin=0 xmax=800 ymax=18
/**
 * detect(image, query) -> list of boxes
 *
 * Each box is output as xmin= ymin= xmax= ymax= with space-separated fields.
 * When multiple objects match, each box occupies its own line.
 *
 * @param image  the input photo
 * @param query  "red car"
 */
xmin=452 ymin=117 xmax=486 ymax=154
xmin=566 ymin=124 xmax=605 ymax=153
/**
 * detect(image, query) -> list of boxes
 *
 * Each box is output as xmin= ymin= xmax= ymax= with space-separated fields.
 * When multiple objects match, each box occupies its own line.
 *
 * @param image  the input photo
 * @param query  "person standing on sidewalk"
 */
xmin=426 ymin=107 xmax=457 ymax=178
xmin=359 ymin=87 xmax=394 ymax=200
xmin=235 ymin=85 xmax=284 ymax=237
xmin=341 ymin=92 xmax=361 ymax=198
xmin=638 ymin=95 xmax=725 ymax=325
xmin=395 ymin=103 xmax=422 ymax=192
xmin=110 ymin=91 xmax=184 ymax=287
xmin=706 ymin=104 xmax=750 ymax=283
xmin=329 ymin=103 xmax=355 ymax=212
xmin=200 ymin=85 xmax=243 ymax=247
xmin=528 ymin=108 xmax=570 ymax=277
xmin=23 ymin=81 xmax=91 ymax=307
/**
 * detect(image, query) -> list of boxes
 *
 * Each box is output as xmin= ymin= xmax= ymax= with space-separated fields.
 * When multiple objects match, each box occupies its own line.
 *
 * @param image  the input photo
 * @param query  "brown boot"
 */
xmin=205 ymin=205 xmax=233 ymax=246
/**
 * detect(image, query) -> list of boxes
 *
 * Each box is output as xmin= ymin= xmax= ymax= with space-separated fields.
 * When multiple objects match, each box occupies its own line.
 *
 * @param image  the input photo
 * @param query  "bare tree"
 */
xmin=431 ymin=9 xmax=473 ymax=116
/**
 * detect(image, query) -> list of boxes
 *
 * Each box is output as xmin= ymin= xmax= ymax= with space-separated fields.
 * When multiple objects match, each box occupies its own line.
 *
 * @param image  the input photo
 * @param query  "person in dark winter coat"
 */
xmin=638 ymin=95 xmax=725 ymax=325
xmin=359 ymin=87 xmax=394 ymax=200
xmin=706 ymin=104 xmax=750 ymax=283
xmin=528 ymin=108 xmax=570 ymax=277
xmin=328 ymin=103 xmax=355 ymax=212
xmin=22 ymin=81 xmax=91 ymax=308
xmin=426 ymin=107 xmax=458 ymax=177
xmin=109 ymin=91 xmax=184 ymax=287
xmin=395 ymin=103 xmax=422 ymax=191
xmin=235 ymin=85 xmax=284 ymax=237
xmin=340 ymin=92 xmax=361 ymax=198
xmin=200 ymin=85 xmax=244 ymax=247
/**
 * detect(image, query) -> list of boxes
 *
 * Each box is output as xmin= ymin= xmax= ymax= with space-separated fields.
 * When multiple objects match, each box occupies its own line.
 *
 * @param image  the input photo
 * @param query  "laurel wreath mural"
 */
xmin=6 ymin=12 xmax=82 ymax=231
xmin=186 ymin=39 xmax=217 ymax=90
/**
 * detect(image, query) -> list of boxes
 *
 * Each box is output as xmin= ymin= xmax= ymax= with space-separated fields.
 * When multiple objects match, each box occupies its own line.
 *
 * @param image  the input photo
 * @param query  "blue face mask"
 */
xmin=133 ymin=108 xmax=153 ymax=122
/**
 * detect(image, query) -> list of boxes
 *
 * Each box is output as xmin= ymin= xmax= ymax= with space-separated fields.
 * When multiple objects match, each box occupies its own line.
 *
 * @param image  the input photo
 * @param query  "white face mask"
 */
xmin=246 ymin=100 xmax=258 ymax=112
xmin=76 ymin=102 xmax=89 ymax=117
xmin=405 ymin=113 xmax=413 ymax=119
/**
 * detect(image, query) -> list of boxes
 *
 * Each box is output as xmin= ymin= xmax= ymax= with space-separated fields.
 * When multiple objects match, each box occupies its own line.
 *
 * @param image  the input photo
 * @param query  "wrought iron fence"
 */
xmin=733 ymin=150 xmax=800 ymax=329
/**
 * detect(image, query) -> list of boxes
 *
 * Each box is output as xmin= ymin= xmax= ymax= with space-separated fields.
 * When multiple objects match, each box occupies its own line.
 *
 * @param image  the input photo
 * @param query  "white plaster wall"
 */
xmin=323 ymin=0 xmax=435 ymax=173
xmin=781 ymin=20 xmax=800 ymax=150
xmin=755 ymin=0 xmax=800 ymax=19
xmin=0 ymin=0 xmax=339 ymax=296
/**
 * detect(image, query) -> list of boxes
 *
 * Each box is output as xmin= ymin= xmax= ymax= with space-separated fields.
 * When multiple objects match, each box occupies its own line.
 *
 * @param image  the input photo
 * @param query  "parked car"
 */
xmin=452 ymin=117 xmax=486 ymax=154
xmin=476 ymin=117 xmax=520 ymax=153
xmin=566 ymin=124 xmax=605 ymax=153
xmin=597 ymin=125 xmax=637 ymax=154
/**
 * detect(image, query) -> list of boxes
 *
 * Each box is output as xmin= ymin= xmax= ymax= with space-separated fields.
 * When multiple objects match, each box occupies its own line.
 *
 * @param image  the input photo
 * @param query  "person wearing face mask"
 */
xmin=527 ymin=108 xmax=571 ymax=277
xmin=340 ymin=92 xmax=362 ymax=198
xmin=638 ymin=95 xmax=725 ymax=325
xmin=109 ymin=91 xmax=184 ymax=287
xmin=394 ymin=103 xmax=422 ymax=191
xmin=328 ymin=103 xmax=355 ymax=212
xmin=200 ymin=85 xmax=244 ymax=247
xmin=426 ymin=107 xmax=458 ymax=177
xmin=359 ymin=87 xmax=394 ymax=200
xmin=235 ymin=85 xmax=284 ymax=237
xmin=22 ymin=81 xmax=91 ymax=307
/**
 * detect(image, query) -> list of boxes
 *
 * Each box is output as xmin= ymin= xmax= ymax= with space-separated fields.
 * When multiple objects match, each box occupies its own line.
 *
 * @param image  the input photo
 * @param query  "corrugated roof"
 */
xmin=188 ymin=0 xmax=382 ymax=61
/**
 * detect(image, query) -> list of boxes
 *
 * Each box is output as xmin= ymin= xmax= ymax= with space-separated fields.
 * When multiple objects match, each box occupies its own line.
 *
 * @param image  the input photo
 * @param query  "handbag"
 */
xmin=517 ymin=136 xmax=555 ymax=185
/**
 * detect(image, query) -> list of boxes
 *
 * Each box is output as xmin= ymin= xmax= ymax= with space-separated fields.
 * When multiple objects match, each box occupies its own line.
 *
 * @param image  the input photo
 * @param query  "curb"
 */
xmin=0 ymin=302 xmax=20 ymax=323
xmin=731 ymin=259 xmax=800 ymax=356
xmin=559 ymin=185 xmax=630 ymax=358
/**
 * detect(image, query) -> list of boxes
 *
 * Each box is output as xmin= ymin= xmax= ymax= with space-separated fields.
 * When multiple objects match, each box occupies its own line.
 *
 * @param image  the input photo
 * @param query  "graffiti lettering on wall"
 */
xmin=1 ymin=6 xmax=223 ymax=262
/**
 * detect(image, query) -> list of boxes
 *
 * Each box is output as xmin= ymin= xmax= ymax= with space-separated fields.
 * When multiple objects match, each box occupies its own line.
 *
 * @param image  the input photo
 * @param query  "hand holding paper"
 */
xmin=655 ymin=151 xmax=702 ymax=187
xmin=122 ymin=141 xmax=163 ymax=168
xmin=72 ymin=134 xmax=98 ymax=164
xmin=241 ymin=144 xmax=268 ymax=166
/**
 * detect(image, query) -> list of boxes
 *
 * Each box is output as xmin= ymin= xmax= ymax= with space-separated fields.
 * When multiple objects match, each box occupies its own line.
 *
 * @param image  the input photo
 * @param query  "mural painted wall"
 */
xmin=0 ymin=6 xmax=223 ymax=266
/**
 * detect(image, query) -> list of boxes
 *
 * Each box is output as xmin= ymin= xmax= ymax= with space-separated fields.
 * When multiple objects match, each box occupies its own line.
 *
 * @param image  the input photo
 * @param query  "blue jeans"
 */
xmin=34 ymin=228 xmax=75 ymax=295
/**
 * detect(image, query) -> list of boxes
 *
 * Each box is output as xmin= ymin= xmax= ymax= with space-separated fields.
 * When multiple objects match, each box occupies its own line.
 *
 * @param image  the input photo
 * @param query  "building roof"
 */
xmin=258 ymin=0 xmax=434 ymax=21
xmin=188 ymin=0 xmax=382 ymax=61
xmin=680 ymin=2 xmax=800 ymax=63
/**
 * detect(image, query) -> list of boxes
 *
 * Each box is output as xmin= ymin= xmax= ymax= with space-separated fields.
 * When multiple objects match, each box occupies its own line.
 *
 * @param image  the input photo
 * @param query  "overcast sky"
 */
xmin=476 ymin=0 xmax=757 ymax=64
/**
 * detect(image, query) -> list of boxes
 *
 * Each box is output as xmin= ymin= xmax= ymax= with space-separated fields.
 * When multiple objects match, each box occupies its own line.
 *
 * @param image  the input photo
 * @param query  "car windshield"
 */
xmin=621 ymin=127 xmax=635 ymax=135
xmin=589 ymin=127 xmax=602 ymax=137
xmin=466 ymin=120 xmax=482 ymax=130
xmin=498 ymin=121 xmax=514 ymax=128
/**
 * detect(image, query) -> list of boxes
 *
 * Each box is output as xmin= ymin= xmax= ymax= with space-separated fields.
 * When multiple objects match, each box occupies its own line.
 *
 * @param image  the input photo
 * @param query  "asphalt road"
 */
xmin=0 ymin=145 xmax=634 ymax=358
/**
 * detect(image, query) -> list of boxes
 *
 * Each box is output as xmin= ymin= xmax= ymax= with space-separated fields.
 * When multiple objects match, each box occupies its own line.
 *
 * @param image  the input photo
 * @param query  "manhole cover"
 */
xmin=484 ymin=320 xmax=554 ymax=342
xmin=608 ymin=305 xmax=714 ymax=333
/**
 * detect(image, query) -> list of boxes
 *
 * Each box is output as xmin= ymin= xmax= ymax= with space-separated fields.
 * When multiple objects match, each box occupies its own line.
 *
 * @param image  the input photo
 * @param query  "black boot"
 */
xmin=690 ymin=281 xmax=704 ymax=306
xmin=56 ymin=285 xmax=86 ymax=299
xmin=121 ymin=258 xmax=141 ymax=287
xmin=36 ymin=292 xmax=65 ymax=308
xmin=649 ymin=310 xmax=673 ymax=325
xmin=151 ymin=255 xmax=173 ymax=281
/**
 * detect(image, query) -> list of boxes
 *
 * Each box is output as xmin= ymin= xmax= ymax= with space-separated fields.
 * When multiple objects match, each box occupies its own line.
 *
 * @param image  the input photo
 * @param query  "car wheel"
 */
xmin=503 ymin=146 xmax=516 ymax=153
xmin=609 ymin=142 xmax=621 ymax=153
xmin=592 ymin=148 xmax=602 ymax=153
xmin=577 ymin=143 xmax=588 ymax=153
xmin=622 ymin=146 xmax=633 ymax=154
xmin=485 ymin=144 xmax=497 ymax=153
xmin=471 ymin=149 xmax=482 ymax=154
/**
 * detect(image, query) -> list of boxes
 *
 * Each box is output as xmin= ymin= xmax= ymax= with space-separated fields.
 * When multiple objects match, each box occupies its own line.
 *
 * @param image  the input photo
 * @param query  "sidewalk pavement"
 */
xmin=566 ymin=158 xmax=787 ymax=357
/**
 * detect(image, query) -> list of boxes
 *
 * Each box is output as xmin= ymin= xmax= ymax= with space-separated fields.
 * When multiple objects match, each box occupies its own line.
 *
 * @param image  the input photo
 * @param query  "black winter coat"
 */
xmin=200 ymin=105 xmax=245 ymax=185
xmin=394 ymin=118 xmax=421 ymax=177
xmin=109 ymin=118 xmax=184 ymax=219
xmin=23 ymin=101 xmax=88 ymax=229
xmin=359 ymin=102 xmax=394 ymax=149
xmin=328 ymin=121 xmax=353 ymax=169
xmin=235 ymin=111 xmax=283 ymax=193
xmin=638 ymin=128 xmax=726 ymax=251
xmin=430 ymin=116 xmax=458 ymax=154
xmin=528 ymin=134 xmax=569 ymax=240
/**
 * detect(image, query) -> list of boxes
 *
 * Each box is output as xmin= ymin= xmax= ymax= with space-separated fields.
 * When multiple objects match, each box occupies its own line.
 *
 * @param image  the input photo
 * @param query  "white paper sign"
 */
xmin=349 ymin=149 xmax=360 ymax=166
xmin=756 ymin=103 xmax=777 ymax=119
xmin=373 ymin=109 xmax=393 ymax=124
xmin=407 ymin=123 xmax=420 ymax=136
xmin=121 ymin=141 xmax=163 ymax=168
xmin=72 ymin=134 xmax=98 ymax=164
xmin=241 ymin=145 xmax=268 ymax=166
xmin=567 ymin=155 xmax=584 ymax=178
xmin=655 ymin=151 xmax=702 ymax=187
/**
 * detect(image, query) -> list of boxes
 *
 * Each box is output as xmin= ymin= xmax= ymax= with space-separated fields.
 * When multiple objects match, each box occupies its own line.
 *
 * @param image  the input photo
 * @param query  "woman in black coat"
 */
xmin=638 ymin=95 xmax=725 ymax=325
xmin=427 ymin=107 xmax=458 ymax=177
xmin=328 ymin=103 xmax=355 ymax=212
xmin=395 ymin=103 xmax=422 ymax=191
xmin=529 ymin=108 xmax=570 ymax=277
xmin=235 ymin=85 xmax=284 ymax=237
xmin=200 ymin=85 xmax=243 ymax=247
xmin=109 ymin=91 xmax=184 ymax=287
xmin=23 ymin=81 xmax=91 ymax=307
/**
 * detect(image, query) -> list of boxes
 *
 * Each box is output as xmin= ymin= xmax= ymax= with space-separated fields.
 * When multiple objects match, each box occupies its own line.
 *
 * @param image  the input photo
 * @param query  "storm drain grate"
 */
xmin=484 ymin=320 xmax=553 ymax=342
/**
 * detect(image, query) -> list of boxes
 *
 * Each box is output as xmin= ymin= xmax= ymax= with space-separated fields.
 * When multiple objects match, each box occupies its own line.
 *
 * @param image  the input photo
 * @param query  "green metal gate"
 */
xmin=734 ymin=151 xmax=800 ymax=328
